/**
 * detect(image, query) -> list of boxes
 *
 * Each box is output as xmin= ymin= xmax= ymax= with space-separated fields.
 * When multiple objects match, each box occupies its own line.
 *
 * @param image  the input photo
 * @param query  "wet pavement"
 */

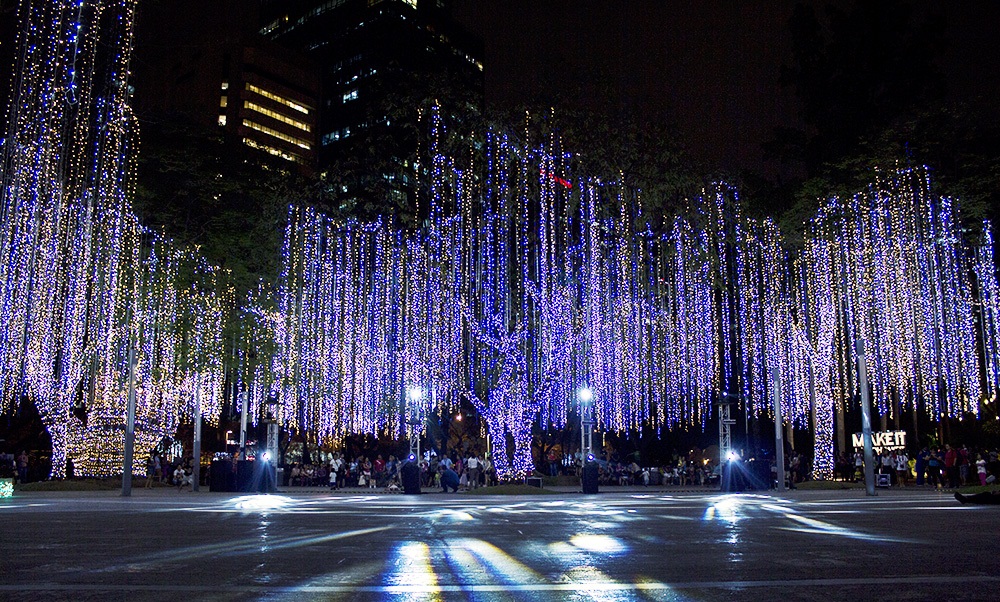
xmin=1 ymin=486 xmax=998 ymax=601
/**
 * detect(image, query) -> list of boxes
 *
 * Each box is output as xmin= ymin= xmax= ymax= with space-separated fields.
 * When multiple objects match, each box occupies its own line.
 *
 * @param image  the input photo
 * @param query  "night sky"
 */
xmin=1 ymin=1 xmax=999 ymax=182
xmin=453 ymin=0 xmax=1000 ymax=179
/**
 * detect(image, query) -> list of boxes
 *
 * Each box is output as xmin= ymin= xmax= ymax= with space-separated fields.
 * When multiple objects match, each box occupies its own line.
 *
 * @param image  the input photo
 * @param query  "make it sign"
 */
xmin=852 ymin=430 xmax=906 ymax=452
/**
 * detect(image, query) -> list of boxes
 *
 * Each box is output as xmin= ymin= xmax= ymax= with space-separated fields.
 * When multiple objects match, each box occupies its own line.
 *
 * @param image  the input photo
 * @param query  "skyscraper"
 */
xmin=134 ymin=0 xmax=320 ymax=174
xmin=258 ymin=0 xmax=484 ymax=217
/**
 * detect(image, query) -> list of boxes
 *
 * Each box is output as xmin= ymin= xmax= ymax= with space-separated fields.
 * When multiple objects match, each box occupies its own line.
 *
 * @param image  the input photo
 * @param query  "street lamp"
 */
xmin=262 ymin=394 xmax=279 ymax=492
xmin=579 ymin=386 xmax=599 ymax=494
xmin=579 ymin=387 xmax=594 ymax=460
xmin=406 ymin=386 xmax=425 ymax=462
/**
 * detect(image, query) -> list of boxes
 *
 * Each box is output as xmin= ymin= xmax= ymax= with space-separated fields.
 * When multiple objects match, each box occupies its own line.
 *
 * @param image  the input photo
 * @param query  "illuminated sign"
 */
xmin=852 ymin=430 xmax=906 ymax=453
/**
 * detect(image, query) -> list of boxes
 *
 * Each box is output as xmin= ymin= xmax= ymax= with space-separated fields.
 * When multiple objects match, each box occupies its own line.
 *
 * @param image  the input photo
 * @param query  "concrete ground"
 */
xmin=1 ymin=486 xmax=998 ymax=601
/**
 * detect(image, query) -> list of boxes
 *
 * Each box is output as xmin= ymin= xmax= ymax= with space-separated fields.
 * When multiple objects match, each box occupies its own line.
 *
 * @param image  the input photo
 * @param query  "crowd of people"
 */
xmin=284 ymin=450 xmax=497 ymax=492
xmin=835 ymin=444 xmax=1000 ymax=488
xmin=7 ymin=439 xmax=1000 ymax=493
xmin=143 ymin=452 xmax=197 ymax=490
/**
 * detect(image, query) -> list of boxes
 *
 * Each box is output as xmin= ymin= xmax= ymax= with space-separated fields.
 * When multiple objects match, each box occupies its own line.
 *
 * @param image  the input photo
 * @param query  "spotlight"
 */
xmin=578 ymin=387 xmax=593 ymax=403
xmin=587 ymin=453 xmax=595 ymax=462
xmin=261 ymin=451 xmax=272 ymax=462
xmin=726 ymin=450 xmax=739 ymax=462
xmin=408 ymin=454 xmax=415 ymax=462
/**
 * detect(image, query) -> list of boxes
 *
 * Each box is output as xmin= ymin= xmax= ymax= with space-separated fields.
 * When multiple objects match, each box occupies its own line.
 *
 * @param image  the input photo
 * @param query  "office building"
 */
xmin=258 ymin=0 xmax=484 ymax=214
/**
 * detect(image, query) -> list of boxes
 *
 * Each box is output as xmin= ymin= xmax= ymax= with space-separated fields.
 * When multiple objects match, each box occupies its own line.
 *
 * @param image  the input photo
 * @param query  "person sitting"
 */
xmin=174 ymin=465 xmax=192 ymax=491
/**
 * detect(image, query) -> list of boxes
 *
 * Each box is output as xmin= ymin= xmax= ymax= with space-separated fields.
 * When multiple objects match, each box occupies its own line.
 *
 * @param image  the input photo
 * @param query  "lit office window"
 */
xmin=243 ymin=119 xmax=312 ymax=150
xmin=342 ymin=89 xmax=358 ymax=103
xmin=244 ymin=101 xmax=312 ymax=132
xmin=243 ymin=137 xmax=304 ymax=164
xmin=246 ymin=83 xmax=311 ymax=115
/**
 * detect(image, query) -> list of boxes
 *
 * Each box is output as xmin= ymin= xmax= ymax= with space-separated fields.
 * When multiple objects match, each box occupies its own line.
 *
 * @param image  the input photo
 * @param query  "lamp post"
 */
xmin=262 ymin=394 xmax=279 ymax=492
xmin=579 ymin=387 xmax=594 ymax=460
xmin=579 ymin=387 xmax=599 ymax=494
xmin=406 ymin=386 xmax=425 ymax=462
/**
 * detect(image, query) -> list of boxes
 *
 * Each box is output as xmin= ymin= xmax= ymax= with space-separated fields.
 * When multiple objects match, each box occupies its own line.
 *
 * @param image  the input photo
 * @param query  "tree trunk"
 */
xmin=835 ymin=401 xmax=846 ymax=456
xmin=486 ymin=417 xmax=513 ymax=481
xmin=47 ymin=423 xmax=69 ymax=479
xmin=508 ymin=420 xmax=534 ymax=479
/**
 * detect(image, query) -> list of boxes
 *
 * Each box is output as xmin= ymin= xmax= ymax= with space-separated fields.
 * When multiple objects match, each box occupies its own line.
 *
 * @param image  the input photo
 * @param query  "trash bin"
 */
xmin=582 ymin=462 xmax=599 ymax=494
xmin=236 ymin=460 xmax=256 ymax=492
xmin=210 ymin=460 xmax=236 ymax=492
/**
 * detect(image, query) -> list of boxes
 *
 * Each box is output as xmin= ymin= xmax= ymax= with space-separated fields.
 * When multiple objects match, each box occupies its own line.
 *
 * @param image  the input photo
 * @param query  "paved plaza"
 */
xmin=1 ymin=487 xmax=998 ymax=601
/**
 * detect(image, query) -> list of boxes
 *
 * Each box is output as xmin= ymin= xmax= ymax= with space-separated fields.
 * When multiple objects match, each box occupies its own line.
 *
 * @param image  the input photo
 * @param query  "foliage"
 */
xmin=133 ymin=118 xmax=339 ymax=300
xmin=489 ymin=79 xmax=702 ymax=230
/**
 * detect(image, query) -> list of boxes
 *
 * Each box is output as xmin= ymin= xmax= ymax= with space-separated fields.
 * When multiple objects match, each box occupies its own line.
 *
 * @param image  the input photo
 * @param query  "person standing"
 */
xmin=16 ymin=450 xmax=29 ymax=484
xmin=927 ymin=448 xmax=943 ymax=488
xmin=466 ymin=453 xmax=480 ymax=489
xmin=144 ymin=453 xmax=157 ymax=489
xmin=373 ymin=455 xmax=386 ymax=487
xmin=976 ymin=453 xmax=988 ymax=486
xmin=329 ymin=453 xmax=343 ymax=490
xmin=959 ymin=445 xmax=971 ymax=485
xmin=944 ymin=445 xmax=959 ymax=489
xmin=482 ymin=455 xmax=494 ymax=487
xmin=895 ymin=450 xmax=909 ymax=487
xmin=915 ymin=448 xmax=929 ymax=486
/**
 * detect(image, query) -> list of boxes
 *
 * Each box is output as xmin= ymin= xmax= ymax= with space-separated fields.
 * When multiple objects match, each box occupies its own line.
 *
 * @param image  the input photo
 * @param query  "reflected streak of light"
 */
xmin=703 ymin=496 xmax=743 ymax=524
xmin=234 ymin=494 xmax=294 ymax=512
xmin=761 ymin=502 xmax=918 ymax=543
xmin=97 ymin=526 xmax=394 ymax=573
xmin=547 ymin=541 xmax=577 ymax=556
xmin=455 ymin=538 xmax=544 ymax=585
xmin=423 ymin=508 xmax=475 ymax=522
xmin=778 ymin=514 xmax=916 ymax=543
xmin=444 ymin=545 xmax=492 ymax=587
xmin=0 ymin=503 xmax=52 ymax=510
xmin=570 ymin=534 xmax=628 ymax=554
xmin=634 ymin=577 xmax=689 ymax=602
xmin=384 ymin=541 xmax=441 ymax=600
xmin=258 ymin=518 xmax=271 ymax=554
xmin=588 ymin=521 xmax=619 ymax=529
xmin=561 ymin=567 xmax=657 ymax=602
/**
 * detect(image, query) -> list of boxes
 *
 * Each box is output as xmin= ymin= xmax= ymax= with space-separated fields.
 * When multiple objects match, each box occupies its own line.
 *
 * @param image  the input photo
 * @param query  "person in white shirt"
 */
xmin=466 ymin=454 xmax=480 ymax=489
xmin=894 ymin=451 xmax=909 ymax=487
xmin=329 ymin=454 xmax=343 ymax=490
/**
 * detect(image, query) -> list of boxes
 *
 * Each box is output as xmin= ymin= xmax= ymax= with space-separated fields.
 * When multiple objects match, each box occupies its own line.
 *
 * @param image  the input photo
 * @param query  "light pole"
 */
xmin=579 ymin=387 xmax=594 ymax=460
xmin=406 ymin=386 xmax=425 ymax=462
xmin=262 ymin=394 xmax=279 ymax=492
xmin=718 ymin=392 xmax=738 ymax=466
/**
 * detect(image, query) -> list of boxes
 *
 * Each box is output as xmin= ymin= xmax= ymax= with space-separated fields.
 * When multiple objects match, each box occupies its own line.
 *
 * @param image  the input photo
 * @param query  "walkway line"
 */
xmin=3 ymin=574 xmax=998 ymax=593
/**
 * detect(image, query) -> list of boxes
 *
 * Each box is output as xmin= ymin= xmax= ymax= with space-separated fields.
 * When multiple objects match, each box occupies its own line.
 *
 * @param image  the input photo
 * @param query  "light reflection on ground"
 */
xmin=4 ymin=490 xmax=972 ymax=598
